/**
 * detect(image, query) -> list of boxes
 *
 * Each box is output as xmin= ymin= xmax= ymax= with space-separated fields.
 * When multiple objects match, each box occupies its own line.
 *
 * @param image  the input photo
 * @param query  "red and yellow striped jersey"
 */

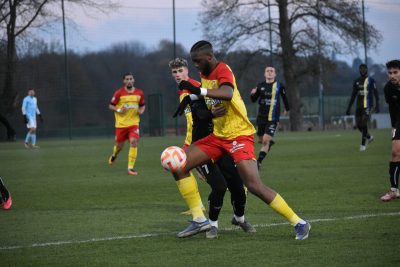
xmin=110 ymin=87 xmax=145 ymax=128
xmin=201 ymin=62 xmax=255 ymax=139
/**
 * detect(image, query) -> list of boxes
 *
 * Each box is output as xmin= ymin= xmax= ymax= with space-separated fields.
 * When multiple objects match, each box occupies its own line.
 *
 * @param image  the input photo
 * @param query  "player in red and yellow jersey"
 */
xmin=173 ymin=40 xmax=310 ymax=240
xmin=108 ymin=73 xmax=145 ymax=175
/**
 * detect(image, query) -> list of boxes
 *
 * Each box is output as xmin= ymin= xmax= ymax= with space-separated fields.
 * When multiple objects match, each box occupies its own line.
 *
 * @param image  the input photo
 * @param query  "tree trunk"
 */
xmin=277 ymin=0 xmax=302 ymax=131
xmin=0 ymin=0 xmax=17 ymax=117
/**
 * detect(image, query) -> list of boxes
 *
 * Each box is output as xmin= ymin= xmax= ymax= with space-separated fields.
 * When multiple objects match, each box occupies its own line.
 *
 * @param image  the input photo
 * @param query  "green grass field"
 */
xmin=0 ymin=129 xmax=399 ymax=266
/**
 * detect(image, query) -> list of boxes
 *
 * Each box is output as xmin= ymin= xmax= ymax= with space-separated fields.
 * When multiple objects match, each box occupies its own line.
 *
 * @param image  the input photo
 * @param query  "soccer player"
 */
xmin=170 ymin=58 xmax=255 ymax=238
xmin=381 ymin=60 xmax=400 ymax=201
xmin=346 ymin=64 xmax=379 ymax=151
xmin=250 ymin=66 xmax=289 ymax=169
xmin=0 ymin=176 xmax=12 ymax=210
xmin=173 ymin=40 xmax=311 ymax=240
xmin=108 ymin=73 xmax=145 ymax=175
xmin=22 ymin=89 xmax=43 ymax=149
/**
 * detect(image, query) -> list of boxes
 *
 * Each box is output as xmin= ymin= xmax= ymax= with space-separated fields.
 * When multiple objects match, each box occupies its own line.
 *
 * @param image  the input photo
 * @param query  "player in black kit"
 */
xmin=380 ymin=60 xmax=400 ymax=201
xmin=250 ymin=66 xmax=289 ymax=169
xmin=346 ymin=64 xmax=380 ymax=151
xmin=174 ymin=95 xmax=256 ymax=238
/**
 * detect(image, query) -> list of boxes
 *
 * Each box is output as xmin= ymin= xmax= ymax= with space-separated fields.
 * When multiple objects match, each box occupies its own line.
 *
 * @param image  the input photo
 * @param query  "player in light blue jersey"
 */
xmin=21 ymin=89 xmax=43 ymax=149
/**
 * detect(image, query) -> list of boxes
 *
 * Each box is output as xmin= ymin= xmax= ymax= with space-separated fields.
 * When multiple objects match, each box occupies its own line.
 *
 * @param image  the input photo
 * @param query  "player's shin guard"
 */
xmin=389 ymin=161 xmax=400 ymax=189
xmin=269 ymin=193 xmax=302 ymax=226
xmin=176 ymin=174 xmax=205 ymax=221
xmin=128 ymin=147 xmax=137 ymax=169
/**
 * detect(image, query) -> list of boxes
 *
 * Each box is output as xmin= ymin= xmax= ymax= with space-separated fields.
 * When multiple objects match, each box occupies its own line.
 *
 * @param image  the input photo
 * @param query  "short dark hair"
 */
xmin=386 ymin=60 xmax=400 ymax=69
xmin=359 ymin=63 xmax=367 ymax=68
xmin=168 ymin=58 xmax=188 ymax=69
xmin=190 ymin=40 xmax=213 ymax=54
xmin=123 ymin=73 xmax=134 ymax=79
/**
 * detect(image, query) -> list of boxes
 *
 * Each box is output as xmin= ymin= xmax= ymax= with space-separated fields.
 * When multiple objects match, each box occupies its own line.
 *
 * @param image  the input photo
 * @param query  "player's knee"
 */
xmin=130 ymin=139 xmax=138 ymax=147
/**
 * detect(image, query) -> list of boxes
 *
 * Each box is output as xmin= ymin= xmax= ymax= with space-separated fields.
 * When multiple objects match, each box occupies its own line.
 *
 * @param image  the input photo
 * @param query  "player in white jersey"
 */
xmin=21 ymin=89 xmax=43 ymax=149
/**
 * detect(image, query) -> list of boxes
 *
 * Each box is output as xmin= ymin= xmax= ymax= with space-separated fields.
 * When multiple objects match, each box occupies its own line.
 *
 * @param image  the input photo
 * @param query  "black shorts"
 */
xmin=392 ymin=126 xmax=400 ymax=141
xmin=257 ymin=121 xmax=277 ymax=137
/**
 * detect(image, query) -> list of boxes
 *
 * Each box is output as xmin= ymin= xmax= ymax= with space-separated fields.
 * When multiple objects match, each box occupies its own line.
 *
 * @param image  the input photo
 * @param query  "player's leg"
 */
xmin=359 ymin=110 xmax=370 ymax=151
xmin=108 ymin=127 xmax=125 ymax=165
xmin=257 ymin=123 xmax=276 ymax=168
xmin=256 ymin=122 xmax=265 ymax=144
xmin=30 ymin=127 xmax=39 ymax=148
xmin=226 ymin=135 xmax=310 ymax=240
xmin=381 ymin=128 xmax=400 ymax=201
xmin=196 ymin=162 xmax=227 ymax=238
xmin=173 ymin=142 xmax=221 ymax=238
xmin=0 ymin=176 xmax=12 ymax=210
xmin=127 ymin=126 xmax=140 ymax=175
xmin=217 ymin=155 xmax=256 ymax=233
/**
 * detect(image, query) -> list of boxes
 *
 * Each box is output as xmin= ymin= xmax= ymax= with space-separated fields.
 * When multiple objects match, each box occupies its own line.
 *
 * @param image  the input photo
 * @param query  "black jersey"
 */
xmin=347 ymin=76 xmax=379 ymax=111
xmin=384 ymin=81 xmax=400 ymax=128
xmin=190 ymin=100 xmax=213 ymax=142
xmin=250 ymin=81 xmax=289 ymax=123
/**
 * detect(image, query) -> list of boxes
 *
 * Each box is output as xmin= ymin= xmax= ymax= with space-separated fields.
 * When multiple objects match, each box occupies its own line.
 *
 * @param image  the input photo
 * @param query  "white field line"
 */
xmin=1 ymin=211 xmax=399 ymax=251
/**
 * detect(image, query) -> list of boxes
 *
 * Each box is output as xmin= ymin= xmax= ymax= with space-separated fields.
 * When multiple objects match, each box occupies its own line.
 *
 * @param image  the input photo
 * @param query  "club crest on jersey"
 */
xmin=230 ymin=140 xmax=245 ymax=153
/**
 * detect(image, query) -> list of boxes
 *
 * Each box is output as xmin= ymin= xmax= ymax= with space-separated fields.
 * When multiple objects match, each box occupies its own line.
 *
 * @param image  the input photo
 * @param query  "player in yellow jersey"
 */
xmin=172 ymin=40 xmax=310 ymax=240
xmin=108 ymin=73 xmax=145 ymax=175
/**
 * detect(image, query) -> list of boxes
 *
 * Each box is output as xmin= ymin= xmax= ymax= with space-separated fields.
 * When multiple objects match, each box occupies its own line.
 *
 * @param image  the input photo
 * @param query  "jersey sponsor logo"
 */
xmin=123 ymin=103 xmax=139 ymax=109
xmin=204 ymin=98 xmax=222 ymax=106
xmin=230 ymin=140 xmax=245 ymax=153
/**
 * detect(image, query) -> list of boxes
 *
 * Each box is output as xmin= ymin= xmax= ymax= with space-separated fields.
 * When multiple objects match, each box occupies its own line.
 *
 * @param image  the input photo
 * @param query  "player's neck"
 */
xmin=125 ymin=86 xmax=135 ymax=92
xmin=266 ymin=79 xmax=275 ymax=84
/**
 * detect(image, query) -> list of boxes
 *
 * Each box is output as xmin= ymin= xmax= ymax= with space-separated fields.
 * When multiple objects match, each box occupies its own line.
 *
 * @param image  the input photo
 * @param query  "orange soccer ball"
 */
xmin=160 ymin=146 xmax=187 ymax=172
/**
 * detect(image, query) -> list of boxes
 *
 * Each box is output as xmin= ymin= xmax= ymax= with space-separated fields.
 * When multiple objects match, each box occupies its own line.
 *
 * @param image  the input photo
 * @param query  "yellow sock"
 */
xmin=128 ymin=146 xmax=137 ymax=169
xmin=113 ymin=145 xmax=121 ymax=156
xmin=176 ymin=174 xmax=205 ymax=220
xmin=269 ymin=194 xmax=301 ymax=225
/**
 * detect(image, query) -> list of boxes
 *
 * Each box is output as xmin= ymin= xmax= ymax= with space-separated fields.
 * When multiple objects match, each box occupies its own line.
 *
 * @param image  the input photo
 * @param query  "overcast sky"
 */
xmin=52 ymin=0 xmax=400 ymax=65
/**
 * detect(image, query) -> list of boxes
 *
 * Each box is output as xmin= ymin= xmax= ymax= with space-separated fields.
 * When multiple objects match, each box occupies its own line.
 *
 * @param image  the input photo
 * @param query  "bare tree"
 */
xmin=0 ymin=0 xmax=118 ymax=139
xmin=199 ymin=0 xmax=381 ymax=130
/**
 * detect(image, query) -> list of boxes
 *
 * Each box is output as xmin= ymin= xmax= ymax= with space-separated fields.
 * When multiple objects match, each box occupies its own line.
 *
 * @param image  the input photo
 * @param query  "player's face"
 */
xmin=171 ymin=67 xmax=189 ymax=83
xmin=123 ymin=75 xmax=135 ymax=89
xmin=28 ymin=90 xmax=35 ymax=96
xmin=190 ymin=51 xmax=212 ymax=76
xmin=359 ymin=66 xmax=368 ymax=76
xmin=264 ymin=67 xmax=276 ymax=81
xmin=388 ymin=67 xmax=400 ymax=86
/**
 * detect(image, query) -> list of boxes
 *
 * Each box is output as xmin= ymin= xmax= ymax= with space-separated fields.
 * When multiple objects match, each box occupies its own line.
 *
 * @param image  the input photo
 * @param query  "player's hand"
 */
xmin=283 ymin=110 xmax=289 ymax=117
xmin=116 ymin=107 xmax=127 ymax=113
xmin=38 ymin=114 xmax=44 ymax=123
xmin=374 ymin=106 xmax=380 ymax=113
xmin=178 ymin=80 xmax=201 ymax=95
xmin=23 ymin=115 xmax=28 ymax=124
xmin=173 ymin=95 xmax=191 ymax=118
xmin=211 ymin=104 xmax=226 ymax=118
xmin=250 ymin=87 xmax=257 ymax=95
xmin=345 ymin=110 xmax=350 ymax=116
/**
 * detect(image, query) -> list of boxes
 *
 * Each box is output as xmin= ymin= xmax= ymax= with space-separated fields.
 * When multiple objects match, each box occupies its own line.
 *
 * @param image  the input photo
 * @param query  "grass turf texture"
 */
xmin=0 ymin=129 xmax=399 ymax=266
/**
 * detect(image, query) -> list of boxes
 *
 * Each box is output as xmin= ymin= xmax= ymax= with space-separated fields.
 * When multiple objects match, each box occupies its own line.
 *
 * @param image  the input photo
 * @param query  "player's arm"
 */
xmin=138 ymin=105 xmax=145 ymax=115
xmin=178 ymin=80 xmax=233 ymax=100
xmin=280 ymin=85 xmax=290 ymax=113
xmin=109 ymin=103 xmax=126 ymax=113
xmin=346 ymin=82 xmax=357 ymax=115
xmin=21 ymin=98 xmax=29 ymax=123
xmin=250 ymin=86 xmax=259 ymax=102
xmin=372 ymin=81 xmax=379 ymax=113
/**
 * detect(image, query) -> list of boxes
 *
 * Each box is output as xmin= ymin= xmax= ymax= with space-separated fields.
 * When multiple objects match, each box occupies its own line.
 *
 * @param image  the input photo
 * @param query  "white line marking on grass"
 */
xmin=1 ymin=211 xmax=399 ymax=251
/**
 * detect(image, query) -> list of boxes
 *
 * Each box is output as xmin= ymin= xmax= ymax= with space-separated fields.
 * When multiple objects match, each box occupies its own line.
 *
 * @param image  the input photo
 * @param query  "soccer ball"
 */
xmin=160 ymin=146 xmax=187 ymax=172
